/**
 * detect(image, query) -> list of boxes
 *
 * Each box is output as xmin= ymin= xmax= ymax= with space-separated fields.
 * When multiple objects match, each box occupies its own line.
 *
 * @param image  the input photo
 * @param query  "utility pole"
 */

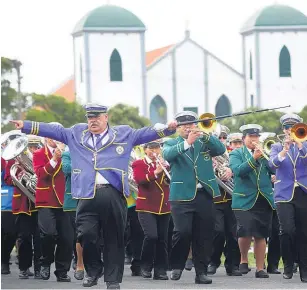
xmin=12 ymin=60 xmax=23 ymax=119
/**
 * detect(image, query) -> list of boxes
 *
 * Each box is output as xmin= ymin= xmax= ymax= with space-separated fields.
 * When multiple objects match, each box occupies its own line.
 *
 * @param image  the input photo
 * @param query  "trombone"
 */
xmin=277 ymin=123 xmax=307 ymax=145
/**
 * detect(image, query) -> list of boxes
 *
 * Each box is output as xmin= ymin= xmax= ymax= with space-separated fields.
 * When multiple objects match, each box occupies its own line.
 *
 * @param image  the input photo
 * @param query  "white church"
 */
xmin=52 ymin=4 xmax=307 ymax=124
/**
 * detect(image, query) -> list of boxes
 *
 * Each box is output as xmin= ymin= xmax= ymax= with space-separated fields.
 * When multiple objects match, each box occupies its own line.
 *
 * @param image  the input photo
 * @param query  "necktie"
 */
xmin=190 ymin=145 xmax=194 ymax=156
xmin=251 ymin=149 xmax=255 ymax=155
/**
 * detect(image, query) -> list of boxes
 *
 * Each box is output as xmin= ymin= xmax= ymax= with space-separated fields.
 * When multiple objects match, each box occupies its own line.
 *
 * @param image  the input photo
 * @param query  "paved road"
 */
xmin=2 ymin=259 xmax=306 ymax=289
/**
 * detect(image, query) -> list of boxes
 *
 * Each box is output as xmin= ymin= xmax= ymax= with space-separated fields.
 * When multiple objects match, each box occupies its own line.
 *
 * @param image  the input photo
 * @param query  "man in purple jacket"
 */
xmin=269 ymin=113 xmax=307 ymax=283
xmin=11 ymin=104 xmax=177 ymax=289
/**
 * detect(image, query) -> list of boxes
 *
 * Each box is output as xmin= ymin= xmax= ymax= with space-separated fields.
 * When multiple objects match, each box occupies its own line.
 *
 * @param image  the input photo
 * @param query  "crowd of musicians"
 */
xmin=1 ymin=104 xmax=307 ymax=289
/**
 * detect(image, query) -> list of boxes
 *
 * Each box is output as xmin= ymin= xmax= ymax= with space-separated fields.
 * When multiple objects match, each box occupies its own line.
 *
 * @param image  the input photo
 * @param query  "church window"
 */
xmin=80 ymin=55 xmax=83 ymax=83
xmin=183 ymin=107 xmax=198 ymax=114
xmin=279 ymin=46 xmax=291 ymax=77
xmin=110 ymin=49 xmax=123 ymax=81
xmin=250 ymin=94 xmax=254 ymax=107
xmin=150 ymin=95 xmax=167 ymax=124
xmin=249 ymin=52 xmax=253 ymax=80
xmin=215 ymin=95 xmax=232 ymax=116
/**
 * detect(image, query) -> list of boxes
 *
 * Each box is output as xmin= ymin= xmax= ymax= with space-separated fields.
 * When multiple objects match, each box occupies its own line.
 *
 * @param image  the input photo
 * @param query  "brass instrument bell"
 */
xmin=197 ymin=113 xmax=217 ymax=134
xmin=291 ymin=123 xmax=307 ymax=142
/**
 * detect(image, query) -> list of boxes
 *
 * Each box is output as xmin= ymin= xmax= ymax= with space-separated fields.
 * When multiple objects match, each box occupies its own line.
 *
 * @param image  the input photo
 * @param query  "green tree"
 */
xmin=25 ymin=94 xmax=86 ymax=127
xmin=108 ymin=103 xmax=150 ymax=128
xmin=220 ymin=107 xmax=284 ymax=135
xmin=297 ymin=105 xmax=307 ymax=122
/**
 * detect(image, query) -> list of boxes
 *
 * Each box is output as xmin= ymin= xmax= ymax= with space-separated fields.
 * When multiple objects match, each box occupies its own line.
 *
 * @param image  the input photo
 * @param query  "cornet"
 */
xmin=153 ymin=153 xmax=171 ymax=183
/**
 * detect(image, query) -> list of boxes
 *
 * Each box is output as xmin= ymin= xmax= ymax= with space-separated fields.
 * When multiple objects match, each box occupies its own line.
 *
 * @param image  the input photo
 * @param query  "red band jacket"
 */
xmin=33 ymin=146 xmax=65 ymax=208
xmin=132 ymin=157 xmax=170 ymax=214
xmin=4 ymin=159 xmax=36 ymax=215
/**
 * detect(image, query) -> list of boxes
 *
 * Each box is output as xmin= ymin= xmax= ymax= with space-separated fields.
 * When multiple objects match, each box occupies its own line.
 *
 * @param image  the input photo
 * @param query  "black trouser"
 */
xmin=126 ymin=207 xmax=143 ymax=272
xmin=276 ymin=187 xmax=307 ymax=278
xmin=38 ymin=208 xmax=73 ymax=275
xmin=1 ymin=212 xmax=17 ymax=265
xmin=170 ymin=189 xmax=215 ymax=274
xmin=15 ymin=212 xmax=41 ymax=271
xmin=210 ymin=201 xmax=240 ymax=271
xmin=267 ymin=210 xmax=281 ymax=271
xmin=76 ymin=185 xmax=127 ymax=283
xmin=66 ymin=211 xmax=77 ymax=264
xmin=138 ymin=212 xmax=170 ymax=273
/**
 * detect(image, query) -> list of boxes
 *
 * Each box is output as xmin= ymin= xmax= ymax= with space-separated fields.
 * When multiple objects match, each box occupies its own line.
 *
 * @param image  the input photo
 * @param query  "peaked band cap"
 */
xmin=84 ymin=103 xmax=108 ymax=117
xmin=220 ymin=125 xmax=230 ymax=135
xmin=143 ymin=141 xmax=161 ymax=149
xmin=239 ymin=124 xmax=262 ymax=136
xmin=280 ymin=113 xmax=303 ymax=126
xmin=228 ymin=133 xmax=243 ymax=142
xmin=175 ymin=111 xmax=198 ymax=123
xmin=27 ymin=135 xmax=42 ymax=145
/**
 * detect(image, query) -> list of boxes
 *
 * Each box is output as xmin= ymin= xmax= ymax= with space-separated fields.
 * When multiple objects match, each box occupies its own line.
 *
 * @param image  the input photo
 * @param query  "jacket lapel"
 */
xmin=96 ymin=128 xmax=116 ymax=152
xmin=242 ymin=146 xmax=258 ymax=182
xmin=179 ymin=136 xmax=193 ymax=163
xmin=81 ymin=130 xmax=95 ymax=151
xmin=44 ymin=145 xmax=52 ymax=161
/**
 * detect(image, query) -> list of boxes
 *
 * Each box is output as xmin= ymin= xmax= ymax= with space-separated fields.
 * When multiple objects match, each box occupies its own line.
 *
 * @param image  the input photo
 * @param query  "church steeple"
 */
xmin=184 ymin=20 xmax=190 ymax=39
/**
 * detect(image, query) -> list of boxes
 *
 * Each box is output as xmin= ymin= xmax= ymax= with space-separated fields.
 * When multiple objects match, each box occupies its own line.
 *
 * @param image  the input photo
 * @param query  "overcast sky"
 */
xmin=1 ymin=0 xmax=307 ymax=95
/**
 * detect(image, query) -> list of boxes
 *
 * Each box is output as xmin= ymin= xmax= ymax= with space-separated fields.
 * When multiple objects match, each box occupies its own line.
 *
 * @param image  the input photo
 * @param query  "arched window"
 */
xmin=80 ymin=55 xmax=83 ymax=83
xmin=149 ymin=95 xmax=167 ymax=124
xmin=249 ymin=52 xmax=253 ymax=80
xmin=110 ymin=49 xmax=122 ymax=81
xmin=279 ymin=46 xmax=291 ymax=77
xmin=215 ymin=95 xmax=232 ymax=116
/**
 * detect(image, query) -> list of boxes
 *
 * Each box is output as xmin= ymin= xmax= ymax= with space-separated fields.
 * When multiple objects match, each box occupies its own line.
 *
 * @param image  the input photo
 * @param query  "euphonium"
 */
xmin=2 ymin=134 xmax=37 ymax=203
xmin=260 ymin=132 xmax=277 ymax=155
xmin=213 ymin=154 xmax=234 ymax=195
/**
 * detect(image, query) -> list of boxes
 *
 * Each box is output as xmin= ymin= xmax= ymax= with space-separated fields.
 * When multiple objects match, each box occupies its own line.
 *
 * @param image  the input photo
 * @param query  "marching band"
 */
xmin=1 ymin=105 xmax=307 ymax=289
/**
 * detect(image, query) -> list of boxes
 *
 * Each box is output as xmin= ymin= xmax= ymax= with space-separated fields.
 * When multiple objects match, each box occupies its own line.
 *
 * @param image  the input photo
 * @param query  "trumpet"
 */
xmin=153 ymin=153 xmax=171 ymax=184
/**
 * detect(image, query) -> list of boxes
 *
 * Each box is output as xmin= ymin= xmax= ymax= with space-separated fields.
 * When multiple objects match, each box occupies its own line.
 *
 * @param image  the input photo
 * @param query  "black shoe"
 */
xmin=83 ymin=275 xmax=98 ymax=287
xmin=34 ymin=270 xmax=42 ymax=279
xmin=170 ymin=269 xmax=182 ymax=280
xmin=301 ymin=275 xmax=307 ymax=283
xmin=153 ymin=272 xmax=168 ymax=280
xmin=283 ymin=272 xmax=293 ymax=279
xmin=40 ymin=266 xmax=50 ymax=280
xmin=106 ymin=282 xmax=120 ymax=289
xmin=130 ymin=266 xmax=142 ymax=276
xmin=255 ymin=270 xmax=269 ymax=278
xmin=185 ymin=258 xmax=193 ymax=271
xmin=19 ymin=270 xmax=29 ymax=279
xmin=195 ymin=273 xmax=212 ymax=284
xmin=267 ymin=268 xmax=281 ymax=274
xmin=239 ymin=263 xmax=249 ymax=274
xmin=56 ymin=272 xmax=71 ymax=282
xmin=74 ymin=269 xmax=85 ymax=280
xmin=226 ymin=269 xmax=242 ymax=276
xmin=207 ymin=264 xmax=217 ymax=275
xmin=141 ymin=269 xmax=152 ymax=278
xmin=1 ymin=264 xmax=10 ymax=275
xmin=27 ymin=269 xmax=34 ymax=276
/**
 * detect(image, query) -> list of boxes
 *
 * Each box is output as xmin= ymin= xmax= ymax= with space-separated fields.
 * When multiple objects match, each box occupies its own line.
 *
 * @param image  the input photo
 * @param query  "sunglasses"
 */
xmin=219 ymin=136 xmax=227 ymax=140
xmin=283 ymin=125 xmax=294 ymax=129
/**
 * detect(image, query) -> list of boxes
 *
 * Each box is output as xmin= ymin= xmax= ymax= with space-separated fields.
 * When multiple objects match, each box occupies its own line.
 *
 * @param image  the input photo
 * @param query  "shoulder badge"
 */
xmin=116 ymin=145 xmax=124 ymax=155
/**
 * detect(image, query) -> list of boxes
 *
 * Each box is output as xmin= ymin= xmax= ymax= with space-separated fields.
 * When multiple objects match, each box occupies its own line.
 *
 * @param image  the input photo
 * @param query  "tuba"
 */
xmin=1 ymin=134 xmax=41 ymax=203
xmin=213 ymin=153 xmax=234 ymax=195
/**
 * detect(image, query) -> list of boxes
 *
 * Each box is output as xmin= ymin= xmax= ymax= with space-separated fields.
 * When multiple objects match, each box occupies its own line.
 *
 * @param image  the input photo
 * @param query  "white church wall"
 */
xmin=74 ymin=35 xmax=86 ymax=104
xmin=259 ymin=31 xmax=307 ymax=112
xmin=207 ymin=56 xmax=245 ymax=114
xmin=147 ymin=54 xmax=174 ymax=122
xmin=243 ymin=34 xmax=257 ymax=108
xmin=87 ymin=33 xmax=143 ymax=110
xmin=175 ymin=41 xmax=206 ymax=116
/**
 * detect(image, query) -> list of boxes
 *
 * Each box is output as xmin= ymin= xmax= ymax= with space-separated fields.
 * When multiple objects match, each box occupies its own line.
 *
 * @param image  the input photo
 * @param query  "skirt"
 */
xmin=234 ymin=194 xmax=273 ymax=238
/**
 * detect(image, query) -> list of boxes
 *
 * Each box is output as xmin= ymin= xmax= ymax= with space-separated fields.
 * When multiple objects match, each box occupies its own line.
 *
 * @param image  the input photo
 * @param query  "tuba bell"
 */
xmin=1 ymin=134 xmax=40 ymax=203
xmin=128 ymin=145 xmax=145 ymax=193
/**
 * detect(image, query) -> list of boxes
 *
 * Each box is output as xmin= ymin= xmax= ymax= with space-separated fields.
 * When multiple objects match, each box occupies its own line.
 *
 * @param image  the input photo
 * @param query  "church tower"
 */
xmin=241 ymin=4 xmax=307 ymax=111
xmin=72 ymin=5 xmax=147 ymax=115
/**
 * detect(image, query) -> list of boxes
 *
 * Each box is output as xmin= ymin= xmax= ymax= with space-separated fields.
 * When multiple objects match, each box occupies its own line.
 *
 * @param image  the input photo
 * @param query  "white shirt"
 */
xmin=47 ymin=144 xmax=58 ymax=168
xmin=89 ymin=128 xmax=110 ymax=185
xmin=183 ymin=140 xmax=203 ymax=189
